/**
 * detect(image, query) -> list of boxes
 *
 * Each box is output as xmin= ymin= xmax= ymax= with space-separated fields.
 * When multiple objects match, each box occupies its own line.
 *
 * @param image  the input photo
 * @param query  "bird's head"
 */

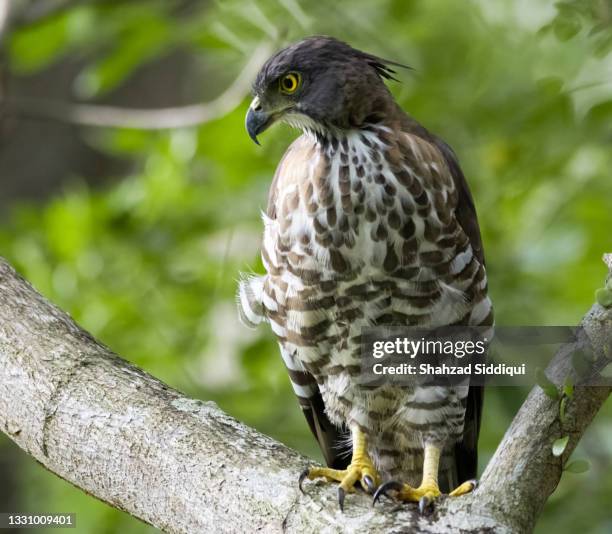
xmin=245 ymin=36 xmax=407 ymax=144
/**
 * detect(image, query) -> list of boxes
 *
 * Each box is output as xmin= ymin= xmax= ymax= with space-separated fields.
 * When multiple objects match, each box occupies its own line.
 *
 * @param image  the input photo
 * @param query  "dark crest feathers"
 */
xmin=255 ymin=35 xmax=411 ymax=89
xmin=360 ymin=51 xmax=413 ymax=82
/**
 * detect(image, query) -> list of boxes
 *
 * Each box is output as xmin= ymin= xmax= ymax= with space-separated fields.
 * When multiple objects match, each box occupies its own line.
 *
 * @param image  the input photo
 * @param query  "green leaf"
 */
xmin=553 ymin=435 xmax=570 ymax=457
xmin=536 ymin=77 xmax=564 ymax=95
xmin=536 ymin=368 xmax=559 ymax=399
xmin=554 ymin=1 xmax=587 ymax=17
xmin=595 ymin=288 xmax=612 ymax=308
xmin=553 ymin=17 xmax=582 ymax=41
xmin=563 ymin=376 xmax=574 ymax=398
xmin=559 ymin=396 xmax=568 ymax=425
xmin=9 ymin=15 xmax=71 ymax=72
xmin=564 ymin=459 xmax=590 ymax=473
xmin=593 ymin=34 xmax=612 ymax=59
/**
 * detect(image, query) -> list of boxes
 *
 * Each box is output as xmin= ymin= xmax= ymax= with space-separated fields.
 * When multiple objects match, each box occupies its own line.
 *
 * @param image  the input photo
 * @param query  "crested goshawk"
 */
xmin=237 ymin=36 xmax=493 ymax=511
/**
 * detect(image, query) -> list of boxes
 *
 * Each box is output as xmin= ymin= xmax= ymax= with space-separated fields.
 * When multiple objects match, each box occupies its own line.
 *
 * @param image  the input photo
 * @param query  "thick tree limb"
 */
xmin=0 ymin=255 xmax=610 ymax=533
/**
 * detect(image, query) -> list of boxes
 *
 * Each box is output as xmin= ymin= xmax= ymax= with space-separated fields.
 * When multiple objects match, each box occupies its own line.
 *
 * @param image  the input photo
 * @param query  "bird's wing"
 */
xmin=398 ymin=124 xmax=488 ymax=483
xmin=267 ymin=137 xmax=350 ymax=470
xmin=296 ymin=383 xmax=351 ymax=469
xmin=433 ymin=137 xmax=486 ymax=483
xmin=399 ymin=117 xmax=486 ymax=265
xmin=432 ymin=138 xmax=486 ymax=267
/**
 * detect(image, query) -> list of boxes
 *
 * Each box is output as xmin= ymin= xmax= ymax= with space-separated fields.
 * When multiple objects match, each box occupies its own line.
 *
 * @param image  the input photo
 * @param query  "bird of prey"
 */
xmin=238 ymin=36 xmax=493 ymax=512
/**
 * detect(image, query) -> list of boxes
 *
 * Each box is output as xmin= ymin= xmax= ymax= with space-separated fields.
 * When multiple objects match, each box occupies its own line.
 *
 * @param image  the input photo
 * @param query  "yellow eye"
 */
xmin=279 ymin=72 xmax=301 ymax=94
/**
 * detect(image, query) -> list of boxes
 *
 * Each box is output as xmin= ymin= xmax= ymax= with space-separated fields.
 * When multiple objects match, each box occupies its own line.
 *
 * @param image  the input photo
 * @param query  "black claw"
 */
xmin=338 ymin=487 xmax=346 ymax=512
xmin=363 ymin=475 xmax=376 ymax=493
xmin=418 ymin=496 xmax=434 ymax=515
xmin=298 ymin=469 xmax=309 ymax=494
xmin=372 ymin=480 xmax=402 ymax=506
xmin=419 ymin=495 xmax=435 ymax=515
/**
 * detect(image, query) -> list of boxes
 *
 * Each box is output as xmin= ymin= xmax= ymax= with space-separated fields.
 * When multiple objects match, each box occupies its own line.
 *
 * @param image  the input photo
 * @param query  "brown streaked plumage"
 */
xmin=238 ymin=36 xmax=493 ymax=509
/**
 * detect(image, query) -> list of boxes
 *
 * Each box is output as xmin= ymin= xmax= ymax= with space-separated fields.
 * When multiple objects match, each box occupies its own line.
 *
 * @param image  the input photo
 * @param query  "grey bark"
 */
xmin=0 ymin=255 xmax=610 ymax=534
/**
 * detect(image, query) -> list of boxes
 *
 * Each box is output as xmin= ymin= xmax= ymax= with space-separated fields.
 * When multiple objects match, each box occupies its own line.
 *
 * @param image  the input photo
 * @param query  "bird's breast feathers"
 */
xmin=265 ymin=127 xmax=456 ymax=275
xmin=240 ymin=123 xmax=492 ymax=364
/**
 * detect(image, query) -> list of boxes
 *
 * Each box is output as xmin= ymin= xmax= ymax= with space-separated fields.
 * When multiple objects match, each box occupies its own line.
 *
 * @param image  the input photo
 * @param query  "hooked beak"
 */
xmin=245 ymin=96 xmax=273 ymax=145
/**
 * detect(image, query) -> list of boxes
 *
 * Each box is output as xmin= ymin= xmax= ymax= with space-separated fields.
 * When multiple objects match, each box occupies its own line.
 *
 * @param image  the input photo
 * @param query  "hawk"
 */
xmin=238 ymin=36 xmax=493 ymax=512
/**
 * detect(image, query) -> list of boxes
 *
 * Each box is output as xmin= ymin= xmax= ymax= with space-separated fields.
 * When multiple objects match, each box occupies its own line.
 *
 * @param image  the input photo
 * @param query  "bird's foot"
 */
xmin=448 ymin=479 xmax=478 ymax=497
xmin=299 ymin=457 xmax=380 ymax=511
xmin=373 ymin=480 xmax=441 ymax=514
xmin=373 ymin=479 xmax=477 ymax=514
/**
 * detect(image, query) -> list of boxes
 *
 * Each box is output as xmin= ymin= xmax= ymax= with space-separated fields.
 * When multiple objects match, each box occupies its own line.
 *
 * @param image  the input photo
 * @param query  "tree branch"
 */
xmin=0 ymin=255 xmax=610 ymax=533
xmin=2 ymin=42 xmax=272 ymax=130
xmin=0 ymin=0 xmax=11 ymax=44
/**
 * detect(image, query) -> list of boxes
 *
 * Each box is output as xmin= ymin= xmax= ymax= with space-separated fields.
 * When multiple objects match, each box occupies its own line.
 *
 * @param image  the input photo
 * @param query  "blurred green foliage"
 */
xmin=1 ymin=0 xmax=611 ymax=532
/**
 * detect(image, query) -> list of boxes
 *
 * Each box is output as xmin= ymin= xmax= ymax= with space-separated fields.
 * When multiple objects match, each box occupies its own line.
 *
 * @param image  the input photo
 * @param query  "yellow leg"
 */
xmin=373 ymin=444 xmax=477 ymax=513
xmin=392 ymin=444 xmax=442 ymax=512
xmin=299 ymin=426 xmax=381 ymax=510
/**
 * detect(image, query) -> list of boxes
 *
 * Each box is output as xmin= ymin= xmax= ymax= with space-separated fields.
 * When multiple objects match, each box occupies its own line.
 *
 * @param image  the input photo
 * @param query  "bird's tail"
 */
xmin=438 ymin=453 xmax=458 ymax=493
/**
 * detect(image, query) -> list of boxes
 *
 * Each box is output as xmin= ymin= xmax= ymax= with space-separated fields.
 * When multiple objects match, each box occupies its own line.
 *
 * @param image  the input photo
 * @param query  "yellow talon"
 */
xmin=449 ymin=479 xmax=478 ymax=497
xmin=396 ymin=482 xmax=442 ymax=502
xmin=372 ymin=444 xmax=477 ymax=514
xmin=299 ymin=427 xmax=380 ymax=509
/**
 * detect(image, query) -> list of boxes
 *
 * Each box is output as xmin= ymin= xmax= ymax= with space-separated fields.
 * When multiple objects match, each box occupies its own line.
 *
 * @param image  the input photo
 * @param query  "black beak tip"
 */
xmin=246 ymin=107 xmax=269 ymax=146
xmin=246 ymin=123 xmax=261 ymax=146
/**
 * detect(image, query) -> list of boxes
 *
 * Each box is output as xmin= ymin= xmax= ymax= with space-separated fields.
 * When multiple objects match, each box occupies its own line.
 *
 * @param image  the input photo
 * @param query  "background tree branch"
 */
xmin=1 ymin=42 xmax=272 ymax=129
xmin=0 ymin=255 xmax=610 ymax=533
